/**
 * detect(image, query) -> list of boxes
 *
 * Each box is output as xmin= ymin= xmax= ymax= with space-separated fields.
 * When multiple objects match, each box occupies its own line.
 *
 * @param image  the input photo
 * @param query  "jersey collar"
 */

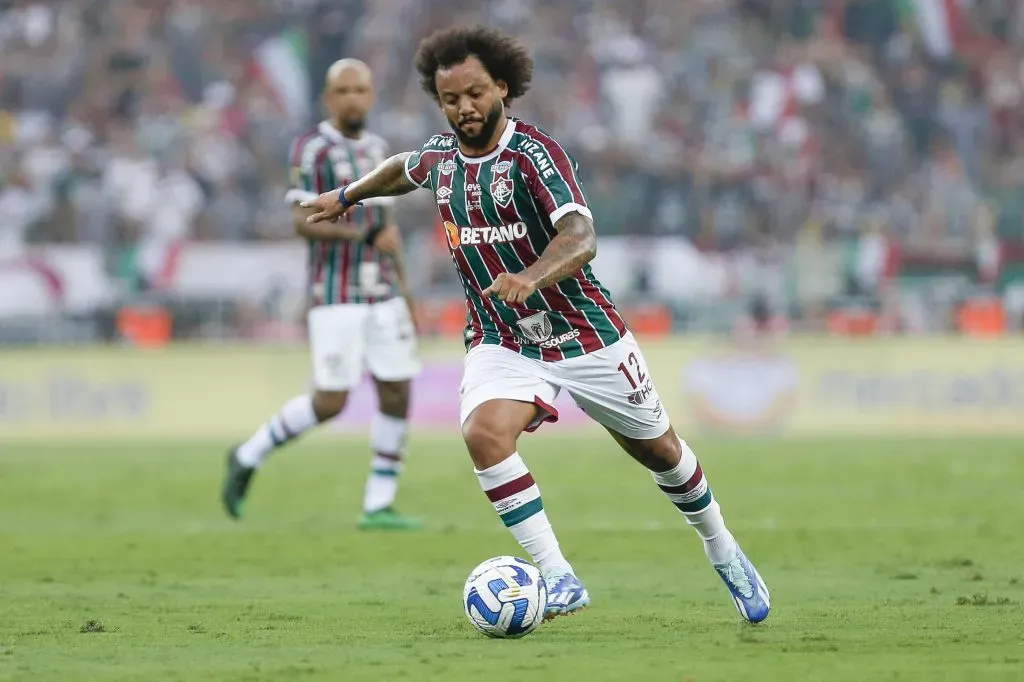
xmin=459 ymin=118 xmax=516 ymax=165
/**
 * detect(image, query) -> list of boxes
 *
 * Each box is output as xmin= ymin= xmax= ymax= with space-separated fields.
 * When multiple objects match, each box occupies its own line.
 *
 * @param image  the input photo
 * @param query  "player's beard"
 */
xmin=451 ymin=100 xmax=504 ymax=151
xmin=337 ymin=115 xmax=366 ymax=137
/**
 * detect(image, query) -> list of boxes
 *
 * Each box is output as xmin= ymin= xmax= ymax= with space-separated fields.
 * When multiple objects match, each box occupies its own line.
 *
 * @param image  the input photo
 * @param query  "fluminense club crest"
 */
xmin=489 ymin=159 xmax=515 ymax=208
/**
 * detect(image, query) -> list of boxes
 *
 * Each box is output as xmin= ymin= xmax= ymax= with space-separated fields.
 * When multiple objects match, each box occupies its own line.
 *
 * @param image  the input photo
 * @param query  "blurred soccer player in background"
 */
xmin=222 ymin=59 xmax=422 ymax=531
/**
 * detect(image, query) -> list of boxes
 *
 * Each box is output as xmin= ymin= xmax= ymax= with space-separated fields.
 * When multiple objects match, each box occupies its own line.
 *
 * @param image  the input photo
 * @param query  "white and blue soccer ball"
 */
xmin=463 ymin=556 xmax=547 ymax=638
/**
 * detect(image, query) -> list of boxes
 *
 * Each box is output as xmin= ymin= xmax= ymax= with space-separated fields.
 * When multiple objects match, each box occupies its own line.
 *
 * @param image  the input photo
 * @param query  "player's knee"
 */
xmin=462 ymin=415 xmax=516 ymax=466
xmin=375 ymin=380 xmax=410 ymax=418
xmin=312 ymin=390 xmax=348 ymax=421
xmin=622 ymin=428 xmax=681 ymax=473
xmin=643 ymin=430 xmax=682 ymax=472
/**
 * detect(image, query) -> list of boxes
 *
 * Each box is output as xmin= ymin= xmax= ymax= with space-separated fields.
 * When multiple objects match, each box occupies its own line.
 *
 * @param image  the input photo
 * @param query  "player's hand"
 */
xmin=481 ymin=272 xmax=537 ymax=305
xmin=373 ymin=225 xmax=402 ymax=254
xmin=301 ymin=188 xmax=352 ymax=224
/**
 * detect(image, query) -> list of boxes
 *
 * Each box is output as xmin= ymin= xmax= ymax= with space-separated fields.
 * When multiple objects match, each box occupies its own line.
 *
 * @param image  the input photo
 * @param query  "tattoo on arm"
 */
xmin=522 ymin=211 xmax=597 ymax=291
xmin=345 ymin=152 xmax=418 ymax=203
xmin=292 ymin=204 xmax=363 ymax=241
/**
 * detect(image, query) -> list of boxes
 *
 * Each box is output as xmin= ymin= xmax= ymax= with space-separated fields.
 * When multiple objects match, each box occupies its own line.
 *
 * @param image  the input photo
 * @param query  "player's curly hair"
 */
xmin=414 ymin=25 xmax=534 ymax=105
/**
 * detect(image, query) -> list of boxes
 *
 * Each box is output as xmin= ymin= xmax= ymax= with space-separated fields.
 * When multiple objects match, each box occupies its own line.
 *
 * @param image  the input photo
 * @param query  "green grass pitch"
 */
xmin=1 ymin=434 xmax=1022 ymax=681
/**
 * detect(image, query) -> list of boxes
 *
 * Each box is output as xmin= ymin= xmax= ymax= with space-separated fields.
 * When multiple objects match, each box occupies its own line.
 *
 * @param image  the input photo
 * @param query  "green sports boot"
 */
xmin=221 ymin=448 xmax=256 ymax=520
xmin=358 ymin=507 xmax=423 ymax=531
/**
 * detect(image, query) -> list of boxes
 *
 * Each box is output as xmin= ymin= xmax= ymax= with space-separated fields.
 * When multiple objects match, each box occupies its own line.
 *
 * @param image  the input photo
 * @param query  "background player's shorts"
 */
xmin=459 ymin=332 xmax=670 ymax=440
xmin=308 ymin=297 xmax=420 ymax=391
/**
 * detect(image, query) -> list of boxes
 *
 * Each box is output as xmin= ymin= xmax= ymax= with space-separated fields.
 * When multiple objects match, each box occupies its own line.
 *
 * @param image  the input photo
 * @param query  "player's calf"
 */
xmin=360 ymin=379 xmax=421 ymax=530
xmin=365 ymin=381 xmax=410 ymax=512
xmin=611 ymin=425 xmax=770 ymax=622
xmin=464 ymin=400 xmax=586 ymax=616
xmin=233 ymin=391 xmax=346 ymax=472
xmin=223 ymin=391 xmax=346 ymax=519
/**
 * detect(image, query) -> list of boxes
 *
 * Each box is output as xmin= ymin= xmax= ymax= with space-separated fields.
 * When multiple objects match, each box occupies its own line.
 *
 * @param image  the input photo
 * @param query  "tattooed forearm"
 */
xmin=522 ymin=211 xmax=597 ymax=290
xmin=345 ymin=152 xmax=418 ymax=202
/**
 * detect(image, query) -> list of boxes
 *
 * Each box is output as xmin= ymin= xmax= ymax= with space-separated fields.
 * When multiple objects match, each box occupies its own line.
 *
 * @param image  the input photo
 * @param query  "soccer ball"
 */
xmin=462 ymin=556 xmax=547 ymax=638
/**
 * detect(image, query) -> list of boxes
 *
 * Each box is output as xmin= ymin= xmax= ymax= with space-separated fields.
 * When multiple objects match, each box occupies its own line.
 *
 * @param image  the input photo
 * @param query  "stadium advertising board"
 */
xmin=0 ymin=344 xmax=589 ymax=440
xmin=3 ymin=338 xmax=1024 ymax=440
xmin=656 ymin=337 xmax=1024 ymax=436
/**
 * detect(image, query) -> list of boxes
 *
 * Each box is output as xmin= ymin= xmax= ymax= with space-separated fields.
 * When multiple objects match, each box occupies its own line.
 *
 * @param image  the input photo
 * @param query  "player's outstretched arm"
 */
xmin=482 ymin=211 xmax=597 ymax=305
xmin=302 ymin=152 xmax=418 ymax=224
xmin=291 ymin=204 xmax=365 ymax=241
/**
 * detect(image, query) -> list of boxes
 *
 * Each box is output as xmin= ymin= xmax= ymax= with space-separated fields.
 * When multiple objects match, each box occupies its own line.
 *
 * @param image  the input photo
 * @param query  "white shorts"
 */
xmin=458 ymin=332 xmax=670 ymax=440
xmin=308 ymin=297 xmax=420 ymax=391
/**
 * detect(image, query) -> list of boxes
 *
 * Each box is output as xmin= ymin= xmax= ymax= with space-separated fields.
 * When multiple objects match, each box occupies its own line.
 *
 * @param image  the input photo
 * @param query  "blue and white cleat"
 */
xmin=542 ymin=572 xmax=590 ymax=620
xmin=714 ymin=546 xmax=771 ymax=623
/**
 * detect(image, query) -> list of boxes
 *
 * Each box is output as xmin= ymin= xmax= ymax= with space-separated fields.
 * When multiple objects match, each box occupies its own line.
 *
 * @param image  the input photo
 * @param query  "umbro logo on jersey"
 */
xmin=443 ymin=221 xmax=527 ymax=249
xmin=436 ymin=186 xmax=453 ymax=204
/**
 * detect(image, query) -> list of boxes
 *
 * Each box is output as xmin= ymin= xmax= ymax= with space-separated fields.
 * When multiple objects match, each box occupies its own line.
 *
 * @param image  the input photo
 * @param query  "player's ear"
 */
xmin=495 ymin=79 xmax=509 ymax=100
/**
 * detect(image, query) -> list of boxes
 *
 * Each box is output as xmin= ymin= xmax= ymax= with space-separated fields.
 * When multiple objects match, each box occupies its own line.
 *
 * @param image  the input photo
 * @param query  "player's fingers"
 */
xmin=307 ymin=211 xmax=328 ymax=224
xmin=482 ymin=274 xmax=505 ymax=298
xmin=501 ymin=281 xmax=516 ymax=302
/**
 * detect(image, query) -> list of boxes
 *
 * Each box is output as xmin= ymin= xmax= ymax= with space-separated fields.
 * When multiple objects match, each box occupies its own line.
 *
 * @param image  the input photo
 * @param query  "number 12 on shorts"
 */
xmin=616 ymin=352 xmax=647 ymax=390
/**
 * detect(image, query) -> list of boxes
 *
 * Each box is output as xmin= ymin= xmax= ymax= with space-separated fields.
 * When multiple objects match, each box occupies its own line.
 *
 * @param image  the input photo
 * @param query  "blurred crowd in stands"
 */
xmin=2 ymin=0 xmax=1024 ymax=315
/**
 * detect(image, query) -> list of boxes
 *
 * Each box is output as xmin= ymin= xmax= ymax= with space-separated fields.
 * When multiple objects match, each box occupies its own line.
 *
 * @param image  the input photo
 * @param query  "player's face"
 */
xmin=324 ymin=70 xmax=373 ymax=134
xmin=435 ymin=56 xmax=508 ymax=151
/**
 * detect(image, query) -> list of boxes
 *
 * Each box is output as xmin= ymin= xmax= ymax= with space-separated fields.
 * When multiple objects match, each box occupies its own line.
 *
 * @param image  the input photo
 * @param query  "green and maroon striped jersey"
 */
xmin=404 ymin=118 xmax=627 ymax=361
xmin=286 ymin=121 xmax=397 ymax=305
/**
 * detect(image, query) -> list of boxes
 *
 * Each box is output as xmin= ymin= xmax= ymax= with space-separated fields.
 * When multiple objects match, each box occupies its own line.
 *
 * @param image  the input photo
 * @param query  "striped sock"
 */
xmin=653 ymin=439 xmax=738 ymax=565
xmin=236 ymin=395 xmax=318 ymax=468
xmin=363 ymin=413 xmax=408 ymax=513
xmin=476 ymin=453 xmax=571 ymax=577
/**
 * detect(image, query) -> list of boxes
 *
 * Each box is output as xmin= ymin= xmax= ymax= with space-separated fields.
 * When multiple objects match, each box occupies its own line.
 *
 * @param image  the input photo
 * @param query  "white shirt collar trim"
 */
xmin=458 ymin=118 xmax=516 ymax=164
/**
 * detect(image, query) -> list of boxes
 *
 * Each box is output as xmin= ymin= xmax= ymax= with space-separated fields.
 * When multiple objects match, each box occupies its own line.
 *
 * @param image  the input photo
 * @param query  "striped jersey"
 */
xmin=286 ymin=121 xmax=397 ymax=305
xmin=404 ymin=118 xmax=627 ymax=361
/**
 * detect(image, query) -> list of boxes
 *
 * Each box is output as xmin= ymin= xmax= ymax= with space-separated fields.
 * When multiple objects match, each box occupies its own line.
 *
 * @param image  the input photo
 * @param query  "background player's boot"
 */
xmin=714 ymin=545 xmax=770 ymax=623
xmin=221 ymin=447 xmax=255 ymax=520
xmin=357 ymin=507 xmax=423 ymax=531
xmin=542 ymin=571 xmax=589 ymax=620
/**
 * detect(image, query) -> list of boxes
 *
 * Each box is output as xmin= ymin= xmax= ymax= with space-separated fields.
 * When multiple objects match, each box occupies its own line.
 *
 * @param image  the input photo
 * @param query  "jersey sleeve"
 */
xmin=403 ymin=134 xmax=455 ymax=188
xmin=519 ymin=134 xmax=593 ymax=226
xmin=284 ymin=137 xmax=333 ymax=205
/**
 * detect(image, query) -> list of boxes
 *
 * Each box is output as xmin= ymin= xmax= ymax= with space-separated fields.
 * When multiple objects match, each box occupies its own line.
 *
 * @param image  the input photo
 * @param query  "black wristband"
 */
xmin=364 ymin=224 xmax=385 ymax=246
xmin=339 ymin=185 xmax=357 ymax=209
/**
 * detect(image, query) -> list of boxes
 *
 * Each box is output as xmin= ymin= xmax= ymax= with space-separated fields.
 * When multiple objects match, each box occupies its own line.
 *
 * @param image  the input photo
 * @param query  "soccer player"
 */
xmin=221 ymin=59 xmax=422 ymax=531
xmin=301 ymin=29 xmax=770 ymax=622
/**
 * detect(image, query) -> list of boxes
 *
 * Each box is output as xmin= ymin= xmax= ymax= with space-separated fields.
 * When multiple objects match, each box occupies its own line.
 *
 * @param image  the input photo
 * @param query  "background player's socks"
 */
xmin=236 ymin=395 xmax=318 ymax=468
xmin=363 ymin=413 xmax=408 ymax=512
xmin=653 ymin=439 xmax=738 ymax=565
xmin=476 ymin=453 xmax=572 ymax=576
